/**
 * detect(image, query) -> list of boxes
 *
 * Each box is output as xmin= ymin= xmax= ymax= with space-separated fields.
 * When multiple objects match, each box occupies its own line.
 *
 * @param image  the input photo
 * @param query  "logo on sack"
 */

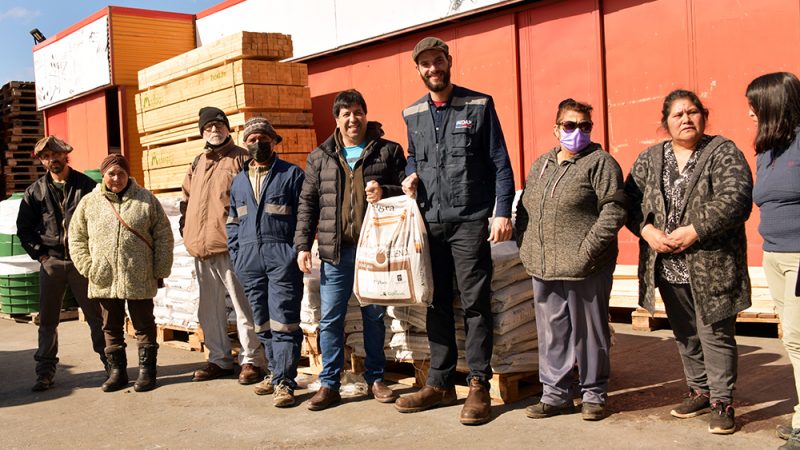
xmin=455 ymin=119 xmax=473 ymax=129
xmin=374 ymin=204 xmax=396 ymax=213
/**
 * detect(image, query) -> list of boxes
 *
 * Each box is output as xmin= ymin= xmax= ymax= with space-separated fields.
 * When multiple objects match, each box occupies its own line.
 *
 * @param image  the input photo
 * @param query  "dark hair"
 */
xmin=332 ymin=89 xmax=368 ymax=117
xmin=660 ymin=89 xmax=708 ymax=130
xmin=746 ymin=72 xmax=800 ymax=154
xmin=555 ymin=98 xmax=592 ymax=123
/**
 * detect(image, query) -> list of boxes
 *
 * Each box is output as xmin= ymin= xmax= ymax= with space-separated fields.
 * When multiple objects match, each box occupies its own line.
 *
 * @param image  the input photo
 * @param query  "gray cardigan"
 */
xmin=516 ymin=144 xmax=627 ymax=280
xmin=624 ymin=135 xmax=753 ymax=325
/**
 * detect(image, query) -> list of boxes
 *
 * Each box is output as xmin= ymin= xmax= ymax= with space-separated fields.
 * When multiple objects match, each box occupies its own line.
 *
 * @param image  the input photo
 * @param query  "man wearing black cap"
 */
xmin=16 ymin=135 xmax=106 ymax=391
xmin=179 ymin=107 xmax=267 ymax=385
xmin=396 ymin=37 xmax=515 ymax=425
xmin=227 ymin=117 xmax=306 ymax=407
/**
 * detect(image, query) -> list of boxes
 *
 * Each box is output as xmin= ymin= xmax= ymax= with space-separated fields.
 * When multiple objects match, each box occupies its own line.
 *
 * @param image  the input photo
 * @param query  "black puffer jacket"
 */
xmin=17 ymin=169 xmax=97 ymax=260
xmin=295 ymin=122 xmax=406 ymax=264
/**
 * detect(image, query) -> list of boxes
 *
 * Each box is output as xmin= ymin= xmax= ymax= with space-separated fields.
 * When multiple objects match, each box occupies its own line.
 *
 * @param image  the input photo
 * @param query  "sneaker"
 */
xmin=780 ymin=429 xmax=800 ymax=450
xmin=253 ymin=375 xmax=274 ymax=396
xmin=708 ymin=401 xmax=735 ymax=435
xmin=670 ymin=388 xmax=710 ymax=418
xmin=525 ymin=401 xmax=577 ymax=419
xmin=273 ymin=383 xmax=295 ymax=408
xmin=778 ymin=424 xmax=794 ymax=440
xmin=581 ymin=402 xmax=606 ymax=421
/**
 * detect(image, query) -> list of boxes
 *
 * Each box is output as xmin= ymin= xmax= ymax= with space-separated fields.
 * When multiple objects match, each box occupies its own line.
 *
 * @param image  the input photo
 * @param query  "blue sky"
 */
xmin=0 ymin=0 xmax=221 ymax=86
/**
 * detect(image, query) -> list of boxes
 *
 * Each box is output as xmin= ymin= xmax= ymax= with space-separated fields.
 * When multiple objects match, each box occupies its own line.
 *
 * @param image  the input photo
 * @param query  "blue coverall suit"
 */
xmin=227 ymin=157 xmax=305 ymax=388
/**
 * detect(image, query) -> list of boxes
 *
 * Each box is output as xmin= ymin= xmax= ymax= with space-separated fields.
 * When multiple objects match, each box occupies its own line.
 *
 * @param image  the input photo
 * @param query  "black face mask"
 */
xmin=246 ymin=141 xmax=273 ymax=163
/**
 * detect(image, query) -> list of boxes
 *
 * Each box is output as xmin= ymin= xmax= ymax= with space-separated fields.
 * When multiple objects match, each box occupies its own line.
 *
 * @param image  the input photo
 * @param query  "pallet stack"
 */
xmin=0 ymin=82 xmax=45 ymax=198
xmin=136 ymin=31 xmax=316 ymax=193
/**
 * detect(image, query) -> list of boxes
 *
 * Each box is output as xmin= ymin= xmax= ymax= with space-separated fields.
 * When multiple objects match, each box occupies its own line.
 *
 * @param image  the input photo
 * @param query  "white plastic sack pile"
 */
xmin=353 ymin=195 xmax=433 ymax=307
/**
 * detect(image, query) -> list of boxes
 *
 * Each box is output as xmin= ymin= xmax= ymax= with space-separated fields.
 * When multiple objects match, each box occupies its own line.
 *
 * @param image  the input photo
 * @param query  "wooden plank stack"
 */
xmin=0 ymin=81 xmax=45 ymax=198
xmin=610 ymin=264 xmax=780 ymax=333
xmin=136 ymin=32 xmax=316 ymax=192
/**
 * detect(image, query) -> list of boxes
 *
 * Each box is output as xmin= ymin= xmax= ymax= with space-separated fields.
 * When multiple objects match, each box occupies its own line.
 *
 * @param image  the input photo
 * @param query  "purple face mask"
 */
xmin=559 ymin=128 xmax=591 ymax=153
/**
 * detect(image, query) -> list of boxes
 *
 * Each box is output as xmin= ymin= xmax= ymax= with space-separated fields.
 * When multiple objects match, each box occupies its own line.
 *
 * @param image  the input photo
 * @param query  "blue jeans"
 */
xmin=318 ymin=246 xmax=386 ymax=389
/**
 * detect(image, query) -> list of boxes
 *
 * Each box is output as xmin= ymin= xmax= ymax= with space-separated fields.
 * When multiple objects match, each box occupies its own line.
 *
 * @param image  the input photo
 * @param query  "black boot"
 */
xmin=101 ymin=346 xmax=129 ymax=392
xmin=134 ymin=345 xmax=158 ymax=392
xmin=100 ymin=354 xmax=110 ymax=379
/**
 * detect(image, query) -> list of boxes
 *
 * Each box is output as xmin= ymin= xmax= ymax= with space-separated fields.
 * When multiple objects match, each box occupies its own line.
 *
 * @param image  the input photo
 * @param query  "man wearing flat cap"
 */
xmin=226 ymin=117 xmax=305 ymax=407
xmin=397 ymin=37 xmax=515 ymax=425
xmin=179 ymin=107 xmax=267 ymax=384
xmin=16 ymin=135 xmax=106 ymax=391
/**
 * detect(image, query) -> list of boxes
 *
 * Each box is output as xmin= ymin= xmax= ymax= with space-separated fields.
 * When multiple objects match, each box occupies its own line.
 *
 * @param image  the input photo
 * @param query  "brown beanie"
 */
xmin=242 ymin=117 xmax=282 ymax=144
xmin=100 ymin=154 xmax=130 ymax=175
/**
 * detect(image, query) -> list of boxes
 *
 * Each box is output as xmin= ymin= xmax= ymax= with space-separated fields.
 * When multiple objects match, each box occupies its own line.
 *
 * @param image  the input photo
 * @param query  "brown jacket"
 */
xmin=179 ymin=138 xmax=247 ymax=259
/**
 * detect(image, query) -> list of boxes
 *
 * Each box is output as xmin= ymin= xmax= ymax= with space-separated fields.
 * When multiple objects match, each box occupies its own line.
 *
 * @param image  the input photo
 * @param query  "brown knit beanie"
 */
xmin=242 ymin=117 xmax=282 ymax=144
xmin=100 ymin=154 xmax=130 ymax=175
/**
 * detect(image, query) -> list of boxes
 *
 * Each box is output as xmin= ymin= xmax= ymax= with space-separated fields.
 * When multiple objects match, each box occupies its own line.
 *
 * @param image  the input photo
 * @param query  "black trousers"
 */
xmin=98 ymin=298 xmax=157 ymax=350
xmin=658 ymin=282 xmax=738 ymax=403
xmin=425 ymin=219 xmax=493 ymax=387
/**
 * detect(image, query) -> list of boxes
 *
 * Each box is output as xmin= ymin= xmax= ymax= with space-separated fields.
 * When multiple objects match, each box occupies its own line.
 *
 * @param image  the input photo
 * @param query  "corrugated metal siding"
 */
xmin=110 ymin=13 xmax=196 ymax=87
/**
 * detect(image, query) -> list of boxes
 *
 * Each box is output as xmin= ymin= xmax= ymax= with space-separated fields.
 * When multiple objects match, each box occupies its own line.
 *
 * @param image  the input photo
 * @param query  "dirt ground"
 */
xmin=0 ymin=317 xmax=792 ymax=449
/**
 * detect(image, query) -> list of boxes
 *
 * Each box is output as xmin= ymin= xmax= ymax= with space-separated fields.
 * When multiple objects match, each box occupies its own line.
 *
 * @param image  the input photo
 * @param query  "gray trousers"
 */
xmin=36 ymin=257 xmax=105 ymax=377
xmin=658 ymin=281 xmax=737 ymax=403
xmin=533 ymin=264 xmax=613 ymax=405
xmin=195 ymin=253 xmax=265 ymax=370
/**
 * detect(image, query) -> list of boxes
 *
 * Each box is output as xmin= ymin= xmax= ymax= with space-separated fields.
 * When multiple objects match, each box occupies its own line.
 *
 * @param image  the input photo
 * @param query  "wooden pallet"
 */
xmin=630 ymin=307 xmax=783 ymax=337
xmin=350 ymin=355 xmax=541 ymax=404
xmin=0 ymin=308 xmax=79 ymax=325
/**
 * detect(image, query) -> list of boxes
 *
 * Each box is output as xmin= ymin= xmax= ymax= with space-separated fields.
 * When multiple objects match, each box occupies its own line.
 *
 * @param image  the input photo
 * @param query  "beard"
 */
xmin=45 ymin=160 xmax=65 ymax=175
xmin=205 ymin=132 xmax=228 ymax=146
xmin=421 ymin=68 xmax=451 ymax=92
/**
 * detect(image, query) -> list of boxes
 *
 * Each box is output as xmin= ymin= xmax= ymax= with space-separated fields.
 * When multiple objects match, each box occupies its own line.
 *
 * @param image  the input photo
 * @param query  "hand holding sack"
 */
xmin=354 ymin=195 xmax=433 ymax=306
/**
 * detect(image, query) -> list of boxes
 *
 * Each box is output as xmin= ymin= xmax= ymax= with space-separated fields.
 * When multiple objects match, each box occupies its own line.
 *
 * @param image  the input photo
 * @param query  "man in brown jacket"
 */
xmin=180 ymin=107 xmax=266 ymax=384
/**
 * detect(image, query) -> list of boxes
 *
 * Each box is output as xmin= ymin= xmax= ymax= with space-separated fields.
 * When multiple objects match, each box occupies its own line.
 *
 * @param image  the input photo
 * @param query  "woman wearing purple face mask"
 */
xmin=515 ymin=99 xmax=626 ymax=422
xmin=624 ymin=90 xmax=752 ymax=435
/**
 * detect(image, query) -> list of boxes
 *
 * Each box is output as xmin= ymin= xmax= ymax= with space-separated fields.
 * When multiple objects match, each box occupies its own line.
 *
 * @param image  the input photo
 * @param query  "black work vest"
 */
xmin=403 ymin=87 xmax=495 ymax=223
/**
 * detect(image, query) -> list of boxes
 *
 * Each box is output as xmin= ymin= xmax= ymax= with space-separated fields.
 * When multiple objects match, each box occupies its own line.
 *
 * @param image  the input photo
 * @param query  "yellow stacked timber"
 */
xmin=610 ymin=264 xmax=776 ymax=316
xmin=136 ymin=32 xmax=316 ymax=192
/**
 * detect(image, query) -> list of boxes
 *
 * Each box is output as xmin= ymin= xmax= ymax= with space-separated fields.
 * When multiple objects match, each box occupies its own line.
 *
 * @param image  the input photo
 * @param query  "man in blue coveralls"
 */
xmin=227 ymin=117 xmax=306 ymax=407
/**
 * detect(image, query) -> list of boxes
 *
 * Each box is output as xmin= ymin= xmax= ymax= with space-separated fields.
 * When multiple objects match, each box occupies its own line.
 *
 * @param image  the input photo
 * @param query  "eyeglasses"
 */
xmin=559 ymin=121 xmax=593 ymax=133
xmin=203 ymin=121 xmax=226 ymax=132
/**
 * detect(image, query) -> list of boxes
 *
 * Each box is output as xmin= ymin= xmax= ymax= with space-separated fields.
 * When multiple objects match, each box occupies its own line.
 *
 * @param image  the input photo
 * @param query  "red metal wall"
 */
xmin=307 ymin=13 xmax=522 ymax=184
xmin=604 ymin=0 xmax=800 ymax=265
xmin=43 ymin=90 xmax=110 ymax=172
xmin=305 ymin=0 xmax=800 ymax=267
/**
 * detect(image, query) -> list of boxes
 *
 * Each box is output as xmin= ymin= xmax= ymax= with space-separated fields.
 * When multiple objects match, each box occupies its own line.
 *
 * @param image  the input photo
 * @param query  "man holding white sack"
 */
xmin=295 ymin=89 xmax=407 ymax=410
xmin=398 ymin=37 xmax=515 ymax=425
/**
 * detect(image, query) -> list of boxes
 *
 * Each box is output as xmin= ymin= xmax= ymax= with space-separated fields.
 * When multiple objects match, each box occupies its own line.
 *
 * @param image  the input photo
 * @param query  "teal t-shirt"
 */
xmin=344 ymin=144 xmax=365 ymax=169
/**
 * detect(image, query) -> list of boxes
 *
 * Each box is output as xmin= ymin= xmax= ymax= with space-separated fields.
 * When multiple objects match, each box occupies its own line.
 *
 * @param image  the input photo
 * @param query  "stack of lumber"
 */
xmin=0 ymin=82 xmax=44 ymax=197
xmin=610 ymin=265 xmax=777 ymax=317
xmin=136 ymin=31 xmax=315 ymax=193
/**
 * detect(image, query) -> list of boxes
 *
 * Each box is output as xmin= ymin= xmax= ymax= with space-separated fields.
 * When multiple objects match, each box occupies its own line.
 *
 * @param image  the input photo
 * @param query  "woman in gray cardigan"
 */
xmin=625 ymin=90 xmax=752 ymax=435
xmin=516 ymin=99 xmax=626 ymax=422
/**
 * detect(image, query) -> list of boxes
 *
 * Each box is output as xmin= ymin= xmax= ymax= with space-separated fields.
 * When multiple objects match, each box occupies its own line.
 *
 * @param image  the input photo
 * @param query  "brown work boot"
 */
xmin=460 ymin=378 xmax=491 ymax=425
xmin=238 ymin=363 xmax=264 ymax=385
xmin=395 ymin=384 xmax=457 ymax=413
xmin=369 ymin=381 xmax=398 ymax=403
xmin=307 ymin=386 xmax=342 ymax=411
xmin=191 ymin=363 xmax=234 ymax=382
